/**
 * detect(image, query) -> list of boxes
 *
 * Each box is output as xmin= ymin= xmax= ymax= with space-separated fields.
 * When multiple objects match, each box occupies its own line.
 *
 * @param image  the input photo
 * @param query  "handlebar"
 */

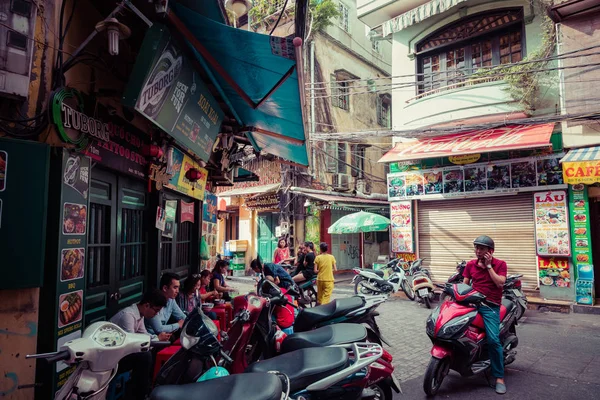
xmin=27 ymin=350 xmax=71 ymax=363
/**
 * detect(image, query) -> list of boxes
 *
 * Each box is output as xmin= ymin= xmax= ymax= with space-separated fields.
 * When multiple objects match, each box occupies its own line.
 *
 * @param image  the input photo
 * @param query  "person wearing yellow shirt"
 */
xmin=313 ymin=242 xmax=337 ymax=304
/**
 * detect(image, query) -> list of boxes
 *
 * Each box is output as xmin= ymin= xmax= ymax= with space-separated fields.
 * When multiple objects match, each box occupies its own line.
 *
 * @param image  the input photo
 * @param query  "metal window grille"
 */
xmin=338 ymin=3 xmax=349 ymax=32
xmin=331 ymin=74 xmax=349 ymax=111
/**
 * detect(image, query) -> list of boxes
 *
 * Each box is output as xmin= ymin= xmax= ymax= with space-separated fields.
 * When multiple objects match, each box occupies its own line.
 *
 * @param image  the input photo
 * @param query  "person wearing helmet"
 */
xmin=463 ymin=235 xmax=508 ymax=395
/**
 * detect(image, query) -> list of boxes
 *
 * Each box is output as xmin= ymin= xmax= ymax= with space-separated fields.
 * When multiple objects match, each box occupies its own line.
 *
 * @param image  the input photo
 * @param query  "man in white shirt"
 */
xmin=110 ymin=289 xmax=169 ymax=400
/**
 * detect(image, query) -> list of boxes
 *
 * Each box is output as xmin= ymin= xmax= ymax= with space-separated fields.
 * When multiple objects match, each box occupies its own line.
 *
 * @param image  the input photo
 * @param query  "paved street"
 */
xmin=228 ymin=275 xmax=600 ymax=399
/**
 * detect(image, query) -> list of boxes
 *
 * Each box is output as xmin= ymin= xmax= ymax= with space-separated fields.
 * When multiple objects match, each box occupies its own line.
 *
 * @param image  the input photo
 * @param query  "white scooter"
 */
xmin=27 ymin=321 xmax=289 ymax=400
xmin=409 ymin=259 xmax=435 ymax=309
xmin=352 ymin=258 xmax=416 ymax=300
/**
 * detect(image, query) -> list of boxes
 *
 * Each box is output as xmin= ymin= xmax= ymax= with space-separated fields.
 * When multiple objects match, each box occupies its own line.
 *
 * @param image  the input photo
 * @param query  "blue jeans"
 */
xmin=477 ymin=304 xmax=504 ymax=378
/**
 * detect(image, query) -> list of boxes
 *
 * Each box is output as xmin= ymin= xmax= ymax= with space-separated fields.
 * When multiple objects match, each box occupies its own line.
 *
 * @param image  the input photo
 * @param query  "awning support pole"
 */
xmin=243 ymin=127 xmax=305 ymax=145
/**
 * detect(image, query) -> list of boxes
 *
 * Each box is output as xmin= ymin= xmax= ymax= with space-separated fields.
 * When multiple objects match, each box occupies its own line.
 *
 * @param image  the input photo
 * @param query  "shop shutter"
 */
xmin=417 ymin=193 xmax=537 ymax=290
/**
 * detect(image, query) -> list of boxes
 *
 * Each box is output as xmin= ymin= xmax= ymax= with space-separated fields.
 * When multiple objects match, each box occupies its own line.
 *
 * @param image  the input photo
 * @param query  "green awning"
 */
xmin=382 ymin=0 xmax=468 ymax=37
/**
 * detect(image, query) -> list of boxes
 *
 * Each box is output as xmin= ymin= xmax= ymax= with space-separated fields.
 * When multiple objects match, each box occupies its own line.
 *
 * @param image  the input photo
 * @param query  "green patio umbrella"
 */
xmin=327 ymin=211 xmax=390 ymax=234
xmin=327 ymin=211 xmax=390 ymax=268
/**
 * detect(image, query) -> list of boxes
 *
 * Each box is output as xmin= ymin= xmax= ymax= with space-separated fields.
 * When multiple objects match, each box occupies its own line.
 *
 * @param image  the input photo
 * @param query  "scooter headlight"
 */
xmin=439 ymin=313 xmax=475 ymax=339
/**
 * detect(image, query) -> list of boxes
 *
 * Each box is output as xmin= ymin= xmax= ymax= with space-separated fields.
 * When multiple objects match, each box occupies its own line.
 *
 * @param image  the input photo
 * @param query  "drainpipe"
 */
xmin=310 ymin=39 xmax=316 ymax=176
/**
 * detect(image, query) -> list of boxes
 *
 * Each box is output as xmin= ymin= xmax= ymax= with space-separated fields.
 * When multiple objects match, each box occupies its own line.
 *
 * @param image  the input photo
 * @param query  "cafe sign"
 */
xmin=51 ymin=87 xmax=149 ymax=178
xmin=562 ymin=161 xmax=600 ymax=185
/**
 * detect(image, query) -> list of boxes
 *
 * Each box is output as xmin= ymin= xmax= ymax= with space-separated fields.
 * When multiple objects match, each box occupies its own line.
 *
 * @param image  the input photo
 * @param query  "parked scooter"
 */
xmin=423 ymin=283 xmax=519 ymax=396
xmin=440 ymin=260 xmax=527 ymax=320
xmin=155 ymin=295 xmax=399 ymax=400
xmin=410 ymin=259 xmax=435 ymax=308
xmin=27 ymin=322 xmax=172 ymax=400
xmin=352 ymin=258 xmax=415 ymax=300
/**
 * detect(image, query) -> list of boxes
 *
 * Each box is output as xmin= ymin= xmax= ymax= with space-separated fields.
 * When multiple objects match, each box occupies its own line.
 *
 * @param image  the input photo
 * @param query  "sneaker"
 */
xmin=495 ymin=382 xmax=507 ymax=394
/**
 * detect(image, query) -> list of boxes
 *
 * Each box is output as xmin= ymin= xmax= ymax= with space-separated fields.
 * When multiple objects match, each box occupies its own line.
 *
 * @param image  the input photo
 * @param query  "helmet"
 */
xmin=197 ymin=366 xmax=230 ymax=382
xmin=473 ymin=235 xmax=494 ymax=250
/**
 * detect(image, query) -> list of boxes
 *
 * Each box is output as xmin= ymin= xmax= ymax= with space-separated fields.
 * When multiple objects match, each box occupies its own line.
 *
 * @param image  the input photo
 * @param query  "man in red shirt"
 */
xmin=463 ymin=235 xmax=507 ymax=395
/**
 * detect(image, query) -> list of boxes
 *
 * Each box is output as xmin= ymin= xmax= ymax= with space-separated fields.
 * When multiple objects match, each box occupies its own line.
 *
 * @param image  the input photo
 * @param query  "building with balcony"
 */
xmin=360 ymin=0 xmax=581 ymax=302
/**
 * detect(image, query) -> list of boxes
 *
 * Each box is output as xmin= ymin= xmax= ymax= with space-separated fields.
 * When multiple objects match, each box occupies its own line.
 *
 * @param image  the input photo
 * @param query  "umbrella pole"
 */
xmin=360 ymin=232 xmax=364 ymax=268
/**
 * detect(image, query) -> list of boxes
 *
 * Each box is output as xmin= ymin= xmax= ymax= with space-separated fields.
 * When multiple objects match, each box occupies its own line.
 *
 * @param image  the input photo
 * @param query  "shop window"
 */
xmin=377 ymin=94 xmax=391 ymax=128
xmin=88 ymin=202 xmax=111 ymax=288
xmin=338 ymin=2 xmax=349 ymax=32
xmin=416 ymin=8 xmax=524 ymax=95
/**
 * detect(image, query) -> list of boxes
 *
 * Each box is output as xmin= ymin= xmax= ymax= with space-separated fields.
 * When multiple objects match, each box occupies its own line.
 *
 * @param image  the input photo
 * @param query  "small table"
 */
xmin=212 ymin=303 xmax=233 ymax=331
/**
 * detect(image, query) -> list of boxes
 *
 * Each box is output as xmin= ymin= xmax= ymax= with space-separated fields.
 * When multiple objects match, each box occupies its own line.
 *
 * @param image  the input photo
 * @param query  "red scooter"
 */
xmin=424 ymin=283 xmax=519 ymax=396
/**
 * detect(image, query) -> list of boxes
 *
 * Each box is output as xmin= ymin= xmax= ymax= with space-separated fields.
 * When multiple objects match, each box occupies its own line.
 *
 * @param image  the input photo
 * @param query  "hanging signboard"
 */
xmin=387 ymin=154 xmax=565 ymax=201
xmin=569 ymin=184 xmax=595 ymax=305
xmin=51 ymin=87 xmax=148 ymax=178
xmin=181 ymin=201 xmax=195 ymax=223
xmin=166 ymin=146 xmax=208 ymax=200
xmin=123 ymin=23 xmax=224 ymax=162
xmin=201 ymin=192 xmax=218 ymax=269
xmin=562 ymin=161 xmax=600 ymax=185
xmin=533 ymin=190 xmax=570 ymax=257
xmin=390 ymin=201 xmax=414 ymax=253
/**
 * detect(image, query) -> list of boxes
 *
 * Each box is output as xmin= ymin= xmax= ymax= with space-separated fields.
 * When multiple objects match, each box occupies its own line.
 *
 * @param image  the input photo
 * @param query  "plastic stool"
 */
xmin=153 ymin=346 xmax=182 ymax=381
xmin=106 ymin=371 xmax=131 ymax=400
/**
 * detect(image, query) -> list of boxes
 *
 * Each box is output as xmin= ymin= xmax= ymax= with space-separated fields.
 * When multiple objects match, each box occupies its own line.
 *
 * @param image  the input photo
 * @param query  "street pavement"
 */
xmin=227 ymin=275 xmax=600 ymax=399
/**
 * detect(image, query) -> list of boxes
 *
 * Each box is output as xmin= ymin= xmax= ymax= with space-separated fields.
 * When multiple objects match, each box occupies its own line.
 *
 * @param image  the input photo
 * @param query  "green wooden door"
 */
xmin=258 ymin=213 xmax=277 ymax=263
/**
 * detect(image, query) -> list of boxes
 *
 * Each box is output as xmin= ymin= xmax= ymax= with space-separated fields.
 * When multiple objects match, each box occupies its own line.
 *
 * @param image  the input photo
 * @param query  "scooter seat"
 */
xmin=373 ymin=270 xmax=385 ymax=277
xmin=150 ymin=372 xmax=282 ymax=400
xmin=294 ymin=296 xmax=365 ymax=332
xmin=281 ymin=323 xmax=367 ymax=353
xmin=472 ymin=301 xmax=512 ymax=330
xmin=245 ymin=347 xmax=349 ymax=393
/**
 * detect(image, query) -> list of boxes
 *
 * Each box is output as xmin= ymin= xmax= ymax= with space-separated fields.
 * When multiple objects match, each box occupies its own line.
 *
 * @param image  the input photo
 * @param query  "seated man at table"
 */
xmin=145 ymin=272 xmax=187 ymax=336
xmin=110 ymin=289 xmax=170 ymax=400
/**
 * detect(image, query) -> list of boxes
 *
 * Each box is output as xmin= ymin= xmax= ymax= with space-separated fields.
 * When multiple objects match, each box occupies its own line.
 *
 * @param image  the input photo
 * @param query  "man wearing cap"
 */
xmin=463 ymin=235 xmax=507 ymax=395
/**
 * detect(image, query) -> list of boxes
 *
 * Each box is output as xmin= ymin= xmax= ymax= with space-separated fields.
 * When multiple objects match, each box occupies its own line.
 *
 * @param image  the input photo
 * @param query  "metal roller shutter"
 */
xmin=417 ymin=194 xmax=537 ymax=290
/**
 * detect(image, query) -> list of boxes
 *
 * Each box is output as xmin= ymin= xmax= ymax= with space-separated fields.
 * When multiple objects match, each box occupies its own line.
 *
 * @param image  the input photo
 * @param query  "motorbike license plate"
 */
xmin=511 ymin=289 xmax=522 ymax=297
xmin=418 ymin=288 xmax=429 ymax=296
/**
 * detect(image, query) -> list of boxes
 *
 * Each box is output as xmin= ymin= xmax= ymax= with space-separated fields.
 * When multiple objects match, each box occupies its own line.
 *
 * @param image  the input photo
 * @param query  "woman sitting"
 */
xmin=177 ymin=274 xmax=218 ymax=320
xmin=211 ymin=260 xmax=237 ymax=301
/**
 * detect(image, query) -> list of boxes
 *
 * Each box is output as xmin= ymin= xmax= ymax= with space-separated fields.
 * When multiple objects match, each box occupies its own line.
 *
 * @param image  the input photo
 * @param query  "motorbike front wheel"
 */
xmin=423 ymin=356 xmax=450 ymax=396
xmin=370 ymin=382 xmax=393 ymax=400
xmin=354 ymin=277 xmax=379 ymax=295
xmin=401 ymin=279 xmax=415 ymax=301
xmin=304 ymin=287 xmax=317 ymax=308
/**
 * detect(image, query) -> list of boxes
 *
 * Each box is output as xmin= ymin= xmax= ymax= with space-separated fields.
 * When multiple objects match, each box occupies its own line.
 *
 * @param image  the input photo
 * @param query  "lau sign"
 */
xmin=51 ymin=88 xmax=148 ymax=178
xmin=123 ymin=23 xmax=224 ymax=163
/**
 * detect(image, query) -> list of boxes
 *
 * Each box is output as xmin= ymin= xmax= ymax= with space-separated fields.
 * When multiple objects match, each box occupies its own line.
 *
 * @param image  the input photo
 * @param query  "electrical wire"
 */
xmin=270 ymin=0 xmax=290 ymax=35
xmin=313 ymin=145 xmax=386 ymax=183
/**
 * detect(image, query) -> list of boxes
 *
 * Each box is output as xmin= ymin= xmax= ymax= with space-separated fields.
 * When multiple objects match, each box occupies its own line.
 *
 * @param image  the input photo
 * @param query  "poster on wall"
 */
xmin=201 ymin=192 xmax=217 ymax=269
xmin=533 ymin=190 xmax=570 ymax=257
xmin=387 ymin=154 xmax=565 ymax=201
xmin=569 ymin=184 xmax=595 ymax=305
xmin=54 ymin=150 xmax=90 ymax=392
xmin=538 ymin=257 xmax=571 ymax=288
xmin=390 ymin=201 xmax=413 ymax=253
xmin=163 ymin=200 xmax=177 ymax=238
xmin=166 ymin=146 xmax=208 ymax=201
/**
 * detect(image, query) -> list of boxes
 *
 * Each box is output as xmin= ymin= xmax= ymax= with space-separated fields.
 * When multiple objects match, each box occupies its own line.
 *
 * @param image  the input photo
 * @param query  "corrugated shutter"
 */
xmin=417 ymin=194 xmax=537 ymax=290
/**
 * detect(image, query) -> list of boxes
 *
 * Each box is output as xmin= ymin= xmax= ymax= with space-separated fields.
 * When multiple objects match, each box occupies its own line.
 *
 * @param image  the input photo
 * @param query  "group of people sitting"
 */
xmin=108 ymin=260 xmax=237 ymax=399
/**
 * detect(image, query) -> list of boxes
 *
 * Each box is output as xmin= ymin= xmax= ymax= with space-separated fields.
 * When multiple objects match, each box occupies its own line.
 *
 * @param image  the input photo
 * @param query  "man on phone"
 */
xmin=463 ymin=235 xmax=507 ymax=395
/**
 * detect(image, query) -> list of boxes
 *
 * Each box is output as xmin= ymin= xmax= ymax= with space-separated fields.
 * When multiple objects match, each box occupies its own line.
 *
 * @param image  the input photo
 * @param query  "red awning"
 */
xmin=379 ymin=123 xmax=555 ymax=163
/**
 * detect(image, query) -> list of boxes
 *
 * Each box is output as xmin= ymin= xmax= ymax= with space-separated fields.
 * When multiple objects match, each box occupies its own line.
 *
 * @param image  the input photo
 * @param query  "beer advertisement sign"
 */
xmin=123 ymin=24 xmax=224 ymax=163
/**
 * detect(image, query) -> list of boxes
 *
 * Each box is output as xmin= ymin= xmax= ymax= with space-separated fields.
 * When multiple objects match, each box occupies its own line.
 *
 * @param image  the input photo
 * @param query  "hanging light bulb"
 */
xmin=224 ymin=0 xmax=254 ymax=16
xmin=95 ymin=18 xmax=131 ymax=56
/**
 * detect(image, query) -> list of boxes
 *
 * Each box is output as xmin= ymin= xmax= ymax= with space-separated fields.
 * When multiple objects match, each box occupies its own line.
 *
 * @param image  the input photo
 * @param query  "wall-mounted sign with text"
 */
xmin=51 ymin=87 xmax=149 ymax=178
xmin=123 ymin=23 xmax=224 ymax=163
xmin=390 ymin=201 xmax=414 ymax=253
xmin=533 ymin=190 xmax=570 ymax=257
xmin=166 ymin=146 xmax=208 ymax=200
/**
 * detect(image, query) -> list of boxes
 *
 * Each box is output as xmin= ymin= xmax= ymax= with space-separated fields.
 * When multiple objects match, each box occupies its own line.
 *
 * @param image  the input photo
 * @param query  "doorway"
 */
xmin=85 ymin=169 xmax=147 ymax=325
xmin=258 ymin=212 xmax=278 ymax=263
xmin=589 ymin=198 xmax=600 ymax=299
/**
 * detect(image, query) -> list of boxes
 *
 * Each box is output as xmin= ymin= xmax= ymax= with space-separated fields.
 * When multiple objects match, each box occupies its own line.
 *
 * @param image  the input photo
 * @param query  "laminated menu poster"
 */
xmin=390 ymin=201 xmax=414 ymax=253
xmin=201 ymin=192 xmax=217 ymax=269
xmin=569 ymin=184 xmax=595 ymax=305
xmin=534 ymin=190 xmax=571 ymax=257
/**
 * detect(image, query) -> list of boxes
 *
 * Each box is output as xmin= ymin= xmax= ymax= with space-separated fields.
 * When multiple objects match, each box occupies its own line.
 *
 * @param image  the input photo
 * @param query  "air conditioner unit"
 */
xmin=356 ymin=178 xmax=371 ymax=195
xmin=332 ymin=173 xmax=350 ymax=191
xmin=0 ymin=0 xmax=37 ymax=99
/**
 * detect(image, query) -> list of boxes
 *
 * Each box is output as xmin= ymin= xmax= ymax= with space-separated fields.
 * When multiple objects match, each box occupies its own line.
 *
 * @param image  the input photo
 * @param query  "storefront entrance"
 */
xmin=258 ymin=212 xmax=278 ymax=263
xmin=417 ymin=194 xmax=538 ymax=289
xmin=85 ymin=169 xmax=147 ymax=324
xmin=588 ymin=197 xmax=600 ymax=298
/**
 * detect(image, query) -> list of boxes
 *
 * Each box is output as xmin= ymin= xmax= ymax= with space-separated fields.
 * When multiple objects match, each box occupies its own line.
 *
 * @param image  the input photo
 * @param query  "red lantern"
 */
xmin=141 ymin=144 xmax=163 ymax=159
xmin=185 ymin=168 xmax=204 ymax=182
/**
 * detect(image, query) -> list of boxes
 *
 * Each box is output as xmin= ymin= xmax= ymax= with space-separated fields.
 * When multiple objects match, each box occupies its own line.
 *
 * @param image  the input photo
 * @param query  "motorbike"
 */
xmin=352 ymin=258 xmax=415 ymax=300
xmin=26 ymin=322 xmax=172 ymax=400
xmin=155 ymin=291 xmax=399 ymax=400
xmin=440 ymin=260 xmax=527 ymax=320
xmin=269 ymin=262 xmax=318 ymax=308
xmin=423 ymin=283 xmax=519 ymax=396
xmin=409 ymin=259 xmax=435 ymax=309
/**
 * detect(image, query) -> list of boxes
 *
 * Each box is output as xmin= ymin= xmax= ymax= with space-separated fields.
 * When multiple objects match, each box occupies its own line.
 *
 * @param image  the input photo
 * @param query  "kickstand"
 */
xmin=484 ymin=370 xmax=495 ymax=388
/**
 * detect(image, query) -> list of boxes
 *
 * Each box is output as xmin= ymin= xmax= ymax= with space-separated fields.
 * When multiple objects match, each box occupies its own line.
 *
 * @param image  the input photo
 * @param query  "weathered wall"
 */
xmin=558 ymin=12 xmax=600 ymax=148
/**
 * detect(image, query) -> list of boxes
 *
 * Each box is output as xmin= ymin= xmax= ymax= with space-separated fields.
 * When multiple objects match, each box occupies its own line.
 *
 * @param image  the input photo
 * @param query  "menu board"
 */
xmin=390 ymin=201 xmax=414 ymax=253
xmin=534 ymin=190 xmax=570 ymax=257
xmin=569 ymin=184 xmax=595 ymax=305
xmin=387 ymin=154 xmax=565 ymax=201
xmin=538 ymin=257 xmax=571 ymax=288
xmin=54 ymin=150 xmax=90 ymax=391
xmin=123 ymin=24 xmax=224 ymax=162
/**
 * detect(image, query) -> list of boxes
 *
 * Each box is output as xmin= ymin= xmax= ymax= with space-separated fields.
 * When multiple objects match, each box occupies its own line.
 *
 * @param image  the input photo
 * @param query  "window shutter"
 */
xmin=350 ymin=144 xmax=358 ymax=177
xmin=376 ymin=96 xmax=383 ymax=126
xmin=337 ymin=143 xmax=347 ymax=174
xmin=330 ymin=73 xmax=338 ymax=108
xmin=325 ymin=142 xmax=337 ymax=173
